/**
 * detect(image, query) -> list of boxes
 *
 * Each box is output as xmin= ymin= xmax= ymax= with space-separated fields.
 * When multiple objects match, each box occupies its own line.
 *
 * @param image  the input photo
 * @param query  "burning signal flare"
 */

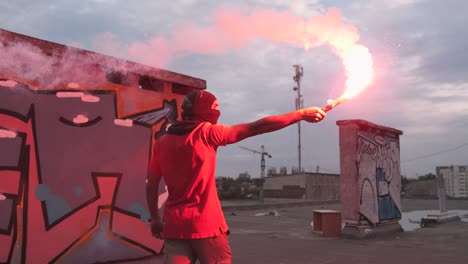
xmin=322 ymin=44 xmax=374 ymax=112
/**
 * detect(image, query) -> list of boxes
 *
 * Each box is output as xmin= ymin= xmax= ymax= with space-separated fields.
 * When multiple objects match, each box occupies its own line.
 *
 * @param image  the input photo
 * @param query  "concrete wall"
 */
xmin=404 ymin=180 xmax=437 ymax=198
xmin=305 ymin=173 xmax=340 ymax=201
xmin=263 ymin=174 xmax=306 ymax=199
xmin=263 ymin=173 xmax=340 ymax=200
xmin=263 ymin=174 xmax=306 ymax=190
xmin=337 ymin=119 xmax=403 ymax=226
xmin=0 ymin=28 xmax=205 ymax=264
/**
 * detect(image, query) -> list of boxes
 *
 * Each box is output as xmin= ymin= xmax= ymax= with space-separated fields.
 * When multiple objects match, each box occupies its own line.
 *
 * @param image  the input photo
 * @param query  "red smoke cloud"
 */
xmin=96 ymin=7 xmax=362 ymax=68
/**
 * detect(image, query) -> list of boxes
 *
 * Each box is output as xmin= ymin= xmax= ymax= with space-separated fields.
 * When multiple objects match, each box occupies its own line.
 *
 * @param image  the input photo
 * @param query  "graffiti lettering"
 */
xmin=357 ymin=137 xmax=377 ymax=162
xmin=357 ymin=131 xmax=401 ymax=225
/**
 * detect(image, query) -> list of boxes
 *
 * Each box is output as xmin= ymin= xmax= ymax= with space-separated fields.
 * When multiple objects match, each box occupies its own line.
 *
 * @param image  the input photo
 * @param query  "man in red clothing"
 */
xmin=147 ymin=90 xmax=326 ymax=263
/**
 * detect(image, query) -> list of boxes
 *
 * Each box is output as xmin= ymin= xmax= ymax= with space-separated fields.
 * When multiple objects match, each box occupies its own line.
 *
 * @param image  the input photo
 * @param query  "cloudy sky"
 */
xmin=1 ymin=0 xmax=467 ymax=178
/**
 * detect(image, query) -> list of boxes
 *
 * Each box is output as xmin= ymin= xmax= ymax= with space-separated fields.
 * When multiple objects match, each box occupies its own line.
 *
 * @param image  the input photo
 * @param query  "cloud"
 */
xmin=90 ymin=7 xmax=364 ymax=68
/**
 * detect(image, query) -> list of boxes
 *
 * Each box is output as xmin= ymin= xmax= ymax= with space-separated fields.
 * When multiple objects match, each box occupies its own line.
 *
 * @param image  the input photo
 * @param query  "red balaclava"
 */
xmin=181 ymin=90 xmax=220 ymax=124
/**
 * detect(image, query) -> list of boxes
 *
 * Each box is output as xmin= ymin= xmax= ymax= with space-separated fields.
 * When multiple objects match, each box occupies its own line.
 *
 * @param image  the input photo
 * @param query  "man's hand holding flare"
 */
xmin=299 ymin=107 xmax=327 ymax=123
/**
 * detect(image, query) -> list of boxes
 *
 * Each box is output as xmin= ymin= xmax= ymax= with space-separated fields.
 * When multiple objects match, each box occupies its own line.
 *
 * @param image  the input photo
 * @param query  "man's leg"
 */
xmin=164 ymin=239 xmax=196 ymax=264
xmin=191 ymin=233 xmax=232 ymax=264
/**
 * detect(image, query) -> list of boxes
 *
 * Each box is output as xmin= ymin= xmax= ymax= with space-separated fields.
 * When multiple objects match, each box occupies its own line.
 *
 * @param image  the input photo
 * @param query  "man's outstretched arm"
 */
xmin=225 ymin=107 xmax=326 ymax=144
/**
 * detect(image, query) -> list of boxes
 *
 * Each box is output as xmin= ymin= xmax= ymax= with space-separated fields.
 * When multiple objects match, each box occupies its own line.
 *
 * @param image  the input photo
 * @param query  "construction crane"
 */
xmin=239 ymin=145 xmax=272 ymax=202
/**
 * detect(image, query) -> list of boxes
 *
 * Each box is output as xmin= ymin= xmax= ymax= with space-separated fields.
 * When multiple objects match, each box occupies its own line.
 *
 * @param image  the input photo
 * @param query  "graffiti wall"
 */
xmin=0 ymin=28 xmax=205 ymax=263
xmin=356 ymin=131 xmax=401 ymax=224
xmin=337 ymin=119 xmax=403 ymax=228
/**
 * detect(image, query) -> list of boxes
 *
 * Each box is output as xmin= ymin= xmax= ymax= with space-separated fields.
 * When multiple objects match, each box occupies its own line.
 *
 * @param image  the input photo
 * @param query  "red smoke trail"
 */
xmin=97 ymin=7 xmax=363 ymax=68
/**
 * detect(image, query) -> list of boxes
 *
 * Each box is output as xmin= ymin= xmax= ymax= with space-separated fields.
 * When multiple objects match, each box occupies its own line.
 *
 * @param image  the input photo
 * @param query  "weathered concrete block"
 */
xmin=337 ymin=119 xmax=403 ymax=238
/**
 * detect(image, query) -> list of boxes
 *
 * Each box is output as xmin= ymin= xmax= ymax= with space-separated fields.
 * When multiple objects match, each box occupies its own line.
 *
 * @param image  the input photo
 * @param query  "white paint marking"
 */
xmin=67 ymin=82 xmax=80 ymax=88
xmin=0 ymin=129 xmax=17 ymax=138
xmin=114 ymin=119 xmax=133 ymax=127
xmin=73 ymin=114 xmax=89 ymax=124
xmin=56 ymin=92 xmax=84 ymax=98
xmin=81 ymin=94 xmax=100 ymax=103
xmin=0 ymin=80 xmax=18 ymax=87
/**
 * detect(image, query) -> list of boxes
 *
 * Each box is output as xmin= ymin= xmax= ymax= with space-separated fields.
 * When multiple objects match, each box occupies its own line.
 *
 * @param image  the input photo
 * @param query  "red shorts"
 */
xmin=163 ymin=232 xmax=232 ymax=264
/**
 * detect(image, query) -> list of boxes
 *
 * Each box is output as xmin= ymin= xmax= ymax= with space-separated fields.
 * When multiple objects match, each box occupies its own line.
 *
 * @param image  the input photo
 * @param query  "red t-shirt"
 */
xmin=152 ymin=122 xmax=230 ymax=239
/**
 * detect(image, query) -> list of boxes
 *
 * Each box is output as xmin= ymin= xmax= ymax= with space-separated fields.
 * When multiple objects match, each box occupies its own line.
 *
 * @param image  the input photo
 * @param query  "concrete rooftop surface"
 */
xmin=116 ymin=198 xmax=468 ymax=264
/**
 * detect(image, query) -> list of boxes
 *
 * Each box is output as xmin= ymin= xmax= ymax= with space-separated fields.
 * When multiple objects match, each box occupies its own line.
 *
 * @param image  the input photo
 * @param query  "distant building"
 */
xmin=404 ymin=180 xmax=437 ymax=198
xmin=263 ymin=173 xmax=340 ymax=200
xmin=436 ymin=165 xmax=468 ymax=198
